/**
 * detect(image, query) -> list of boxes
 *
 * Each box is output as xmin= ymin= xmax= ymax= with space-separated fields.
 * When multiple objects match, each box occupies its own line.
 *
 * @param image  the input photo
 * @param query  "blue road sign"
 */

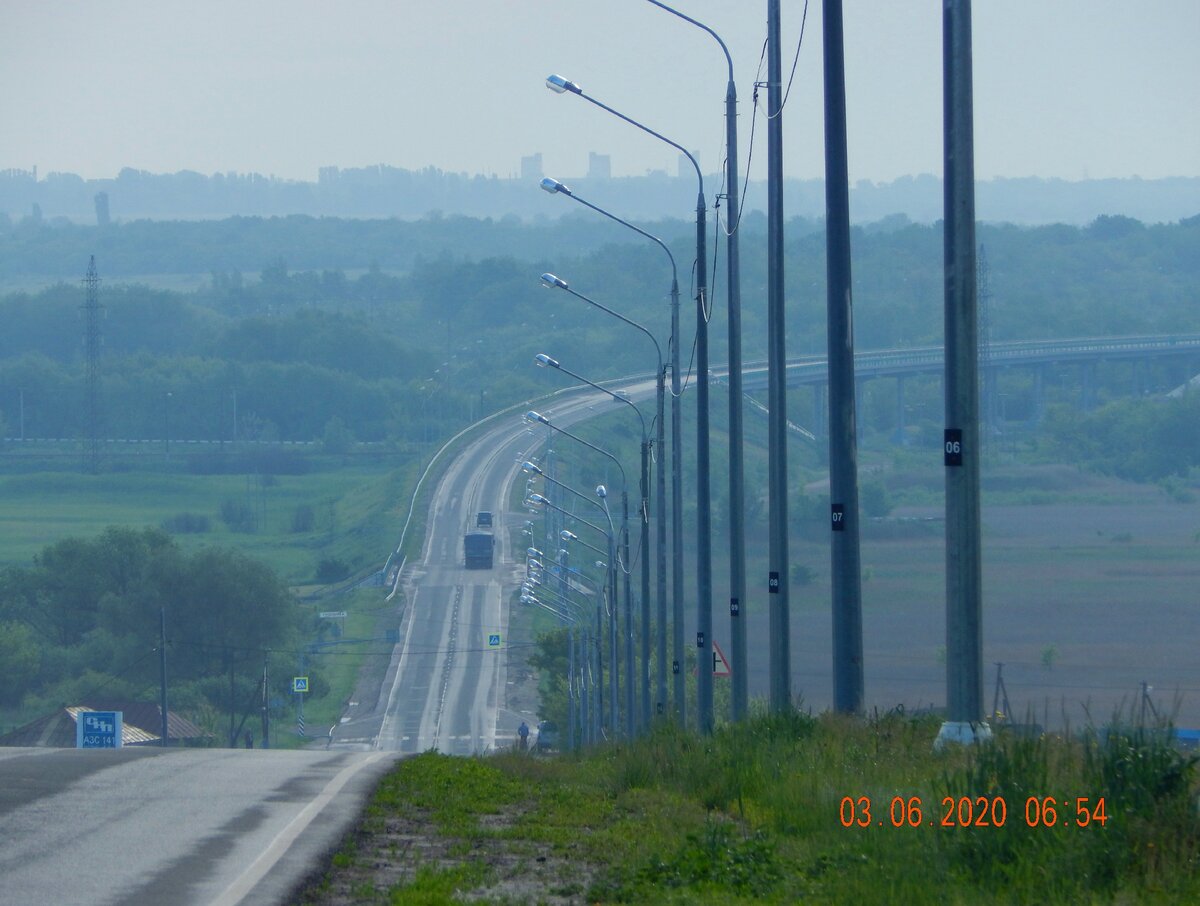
xmin=292 ymin=676 xmax=309 ymax=693
xmin=488 ymin=633 xmax=501 ymax=648
xmin=76 ymin=710 xmax=122 ymax=749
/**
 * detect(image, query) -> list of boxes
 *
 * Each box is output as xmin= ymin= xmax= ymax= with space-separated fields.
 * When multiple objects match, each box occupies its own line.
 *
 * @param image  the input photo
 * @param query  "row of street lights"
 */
xmin=529 ymin=1 xmax=747 ymax=737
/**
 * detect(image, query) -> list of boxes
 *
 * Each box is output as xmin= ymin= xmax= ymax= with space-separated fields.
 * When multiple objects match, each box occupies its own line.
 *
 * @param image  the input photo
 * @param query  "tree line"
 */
xmin=0 ymin=527 xmax=317 ymax=744
xmin=1 ymin=212 xmax=1197 ymax=455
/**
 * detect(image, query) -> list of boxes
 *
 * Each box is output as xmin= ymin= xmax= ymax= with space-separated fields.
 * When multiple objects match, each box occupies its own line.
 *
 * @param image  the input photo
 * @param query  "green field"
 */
xmin=0 ymin=460 xmax=411 ymax=584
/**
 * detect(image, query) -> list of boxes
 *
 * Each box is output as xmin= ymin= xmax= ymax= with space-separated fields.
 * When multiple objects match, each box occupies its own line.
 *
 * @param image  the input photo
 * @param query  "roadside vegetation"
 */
xmin=297 ymin=710 xmax=1199 ymax=904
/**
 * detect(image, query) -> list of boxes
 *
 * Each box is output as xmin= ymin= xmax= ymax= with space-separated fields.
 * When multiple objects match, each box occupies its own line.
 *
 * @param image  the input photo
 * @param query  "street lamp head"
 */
xmin=524 ymin=410 xmax=551 ymax=426
xmin=527 ymin=493 xmax=549 ymax=506
xmin=540 ymin=272 xmax=568 ymax=290
xmin=595 ymin=484 xmax=608 ymax=499
xmin=534 ymin=353 xmax=560 ymax=369
xmin=520 ymin=461 xmax=544 ymax=476
xmin=539 ymin=177 xmax=572 ymax=196
xmin=545 ymin=74 xmax=581 ymax=95
xmin=559 ymin=529 xmax=578 ymax=542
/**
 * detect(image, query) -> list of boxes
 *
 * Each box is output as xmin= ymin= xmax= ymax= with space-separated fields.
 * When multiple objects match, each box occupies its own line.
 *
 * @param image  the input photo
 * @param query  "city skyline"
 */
xmin=2 ymin=1 xmax=1197 ymax=186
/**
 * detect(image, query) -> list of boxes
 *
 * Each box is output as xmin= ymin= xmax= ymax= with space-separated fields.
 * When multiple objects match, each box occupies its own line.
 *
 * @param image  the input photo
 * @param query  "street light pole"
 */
xmin=766 ymin=0 xmax=792 ymax=713
xmin=538 ymin=270 xmax=666 ymax=724
xmin=527 ymin=492 xmax=614 ymax=736
xmin=538 ymin=187 xmax=674 ymax=722
xmin=535 ymin=350 xmax=648 ymax=739
xmin=525 ymin=411 xmax=629 ymax=736
xmin=645 ymin=0 xmax=748 ymax=727
xmin=545 ymin=76 xmax=710 ymax=730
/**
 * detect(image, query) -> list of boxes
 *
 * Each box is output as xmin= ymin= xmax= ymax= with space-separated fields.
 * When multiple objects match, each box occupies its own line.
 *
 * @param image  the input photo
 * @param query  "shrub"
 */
xmin=160 ymin=512 xmax=211 ymax=534
xmin=291 ymin=504 xmax=315 ymax=533
xmin=219 ymin=498 xmax=257 ymax=533
xmin=316 ymin=557 xmax=350 ymax=583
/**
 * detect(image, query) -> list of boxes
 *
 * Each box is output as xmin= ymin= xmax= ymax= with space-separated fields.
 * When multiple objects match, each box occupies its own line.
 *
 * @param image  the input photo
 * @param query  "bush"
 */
xmin=316 ymin=557 xmax=350 ymax=583
xmin=160 ymin=512 xmax=211 ymax=534
xmin=860 ymin=478 xmax=893 ymax=517
xmin=219 ymin=498 xmax=257 ymax=533
xmin=291 ymin=504 xmax=315 ymax=533
xmin=791 ymin=563 xmax=818 ymax=586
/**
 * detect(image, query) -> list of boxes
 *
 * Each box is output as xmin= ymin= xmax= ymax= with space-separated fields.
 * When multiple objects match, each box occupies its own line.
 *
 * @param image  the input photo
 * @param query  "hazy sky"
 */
xmin=3 ymin=1 xmax=1197 ymax=184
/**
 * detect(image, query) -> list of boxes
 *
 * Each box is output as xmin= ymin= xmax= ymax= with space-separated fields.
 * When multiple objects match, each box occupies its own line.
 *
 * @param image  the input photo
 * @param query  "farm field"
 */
xmin=0 ymin=459 xmax=408 ymax=584
xmin=731 ymin=464 xmax=1200 ymax=730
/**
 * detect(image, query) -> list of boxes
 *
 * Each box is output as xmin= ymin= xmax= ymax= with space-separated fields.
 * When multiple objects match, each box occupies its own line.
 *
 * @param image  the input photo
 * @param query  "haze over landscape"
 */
xmin=1 ymin=3 xmax=1198 ymax=902
xmin=2 ymin=1 xmax=1197 ymax=185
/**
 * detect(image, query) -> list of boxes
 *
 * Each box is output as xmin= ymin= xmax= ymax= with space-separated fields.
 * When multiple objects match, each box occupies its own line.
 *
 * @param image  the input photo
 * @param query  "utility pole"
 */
xmin=262 ymin=651 xmax=271 ymax=749
xmin=159 ymin=607 xmax=169 ymax=747
xmin=766 ymin=0 xmax=792 ymax=713
xmin=936 ymin=0 xmax=992 ymax=749
xmin=822 ymin=0 xmax=865 ymax=714
xmin=696 ymin=177 xmax=713 ymax=734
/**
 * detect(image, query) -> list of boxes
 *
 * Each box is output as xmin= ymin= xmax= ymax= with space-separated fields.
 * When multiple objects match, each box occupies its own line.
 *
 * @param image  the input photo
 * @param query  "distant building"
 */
xmin=94 ymin=191 xmax=110 ymax=226
xmin=520 ymin=153 xmax=543 ymax=181
xmin=587 ymin=152 xmax=611 ymax=180
xmin=0 ymin=700 xmax=210 ymax=748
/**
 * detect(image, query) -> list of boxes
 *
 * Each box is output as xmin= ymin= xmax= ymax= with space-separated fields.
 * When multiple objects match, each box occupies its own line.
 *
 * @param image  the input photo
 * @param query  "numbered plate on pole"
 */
xmin=944 ymin=428 xmax=963 ymax=467
xmin=831 ymin=503 xmax=845 ymax=532
xmin=768 ymin=571 xmax=780 ymax=594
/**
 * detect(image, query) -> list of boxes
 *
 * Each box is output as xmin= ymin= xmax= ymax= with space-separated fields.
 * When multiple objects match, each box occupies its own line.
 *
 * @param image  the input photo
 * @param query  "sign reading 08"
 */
xmin=76 ymin=710 xmax=123 ymax=749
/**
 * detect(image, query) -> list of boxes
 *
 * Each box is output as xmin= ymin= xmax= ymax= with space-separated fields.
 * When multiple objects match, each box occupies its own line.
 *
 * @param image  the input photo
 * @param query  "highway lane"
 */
xmin=362 ymin=386 xmax=629 ymax=755
xmin=0 ymin=388 xmax=628 ymax=906
xmin=0 ymin=746 xmax=397 ymax=906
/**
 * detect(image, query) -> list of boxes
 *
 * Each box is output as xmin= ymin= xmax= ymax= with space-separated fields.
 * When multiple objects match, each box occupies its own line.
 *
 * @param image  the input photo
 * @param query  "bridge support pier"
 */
xmin=894 ymin=376 xmax=908 ymax=445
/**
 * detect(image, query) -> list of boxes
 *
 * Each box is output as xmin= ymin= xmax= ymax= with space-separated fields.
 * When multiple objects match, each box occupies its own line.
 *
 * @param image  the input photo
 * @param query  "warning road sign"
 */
xmin=712 ymin=640 xmax=731 ymax=677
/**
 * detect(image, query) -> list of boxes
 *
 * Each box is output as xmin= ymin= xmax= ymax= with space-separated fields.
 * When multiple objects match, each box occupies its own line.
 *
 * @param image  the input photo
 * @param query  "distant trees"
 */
xmin=0 ymin=212 xmax=1197 ymax=455
xmin=1044 ymin=392 xmax=1200 ymax=481
xmin=0 ymin=527 xmax=305 ymax=741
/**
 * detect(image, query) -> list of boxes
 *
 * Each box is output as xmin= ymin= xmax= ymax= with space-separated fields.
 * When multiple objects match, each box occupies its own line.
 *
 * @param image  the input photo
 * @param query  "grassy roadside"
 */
xmin=295 ymin=711 xmax=1199 ymax=904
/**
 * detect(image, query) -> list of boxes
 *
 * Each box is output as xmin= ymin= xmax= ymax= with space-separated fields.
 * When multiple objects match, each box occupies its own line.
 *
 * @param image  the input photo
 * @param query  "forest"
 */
xmin=1 ymin=211 xmax=1197 ymax=476
xmin=0 ymin=208 xmax=1197 ymax=736
xmin=0 ymin=527 xmax=309 ymax=745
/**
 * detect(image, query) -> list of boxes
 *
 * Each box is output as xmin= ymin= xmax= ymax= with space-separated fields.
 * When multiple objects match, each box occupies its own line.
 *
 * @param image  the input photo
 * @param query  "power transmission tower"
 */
xmin=82 ymin=256 xmax=104 ymax=474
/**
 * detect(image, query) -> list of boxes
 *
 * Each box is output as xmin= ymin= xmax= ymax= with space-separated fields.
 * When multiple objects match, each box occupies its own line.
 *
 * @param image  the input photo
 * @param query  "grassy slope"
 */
xmin=296 ymin=712 xmax=1200 ymax=905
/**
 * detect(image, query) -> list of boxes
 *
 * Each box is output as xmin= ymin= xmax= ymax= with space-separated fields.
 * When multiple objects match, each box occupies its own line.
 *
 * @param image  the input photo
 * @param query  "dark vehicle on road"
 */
xmin=476 ymin=511 xmax=493 ymax=527
xmin=536 ymin=720 xmax=559 ymax=752
xmin=464 ymin=531 xmax=495 ymax=569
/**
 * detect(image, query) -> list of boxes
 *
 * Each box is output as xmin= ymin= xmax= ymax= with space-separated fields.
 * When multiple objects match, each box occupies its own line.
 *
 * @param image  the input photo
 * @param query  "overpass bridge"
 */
xmin=731 ymin=334 xmax=1200 ymax=440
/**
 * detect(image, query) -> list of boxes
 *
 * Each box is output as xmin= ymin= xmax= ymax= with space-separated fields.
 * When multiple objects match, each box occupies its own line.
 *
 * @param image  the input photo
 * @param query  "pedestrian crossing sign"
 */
xmin=488 ymin=633 xmax=501 ymax=648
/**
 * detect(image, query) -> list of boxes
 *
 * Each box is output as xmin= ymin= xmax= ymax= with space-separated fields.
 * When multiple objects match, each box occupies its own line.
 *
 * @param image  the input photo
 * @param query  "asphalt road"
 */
xmin=0 ymin=384 xmax=642 ymax=906
xmin=348 ymin=385 xmax=627 ymax=756
xmin=0 ymin=745 xmax=398 ymax=906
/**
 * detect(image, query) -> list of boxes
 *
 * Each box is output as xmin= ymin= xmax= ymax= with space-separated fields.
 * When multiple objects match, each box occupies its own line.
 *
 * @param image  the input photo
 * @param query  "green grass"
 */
xmin=0 ymin=462 xmax=406 ymax=583
xmin=299 ymin=712 xmax=1200 ymax=905
xmin=0 ymin=456 xmax=419 ymax=744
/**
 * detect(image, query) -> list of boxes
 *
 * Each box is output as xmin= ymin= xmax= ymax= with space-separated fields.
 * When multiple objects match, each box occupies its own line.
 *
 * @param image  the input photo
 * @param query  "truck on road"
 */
xmin=464 ymin=531 xmax=495 ymax=569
